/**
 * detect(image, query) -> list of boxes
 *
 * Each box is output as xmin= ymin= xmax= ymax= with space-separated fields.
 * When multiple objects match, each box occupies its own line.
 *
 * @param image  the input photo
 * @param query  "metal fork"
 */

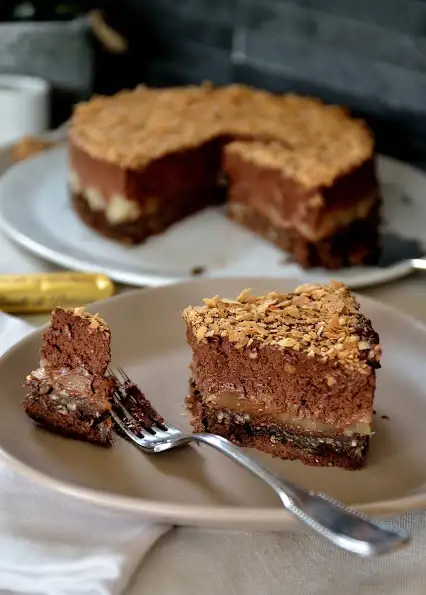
xmin=110 ymin=367 xmax=409 ymax=557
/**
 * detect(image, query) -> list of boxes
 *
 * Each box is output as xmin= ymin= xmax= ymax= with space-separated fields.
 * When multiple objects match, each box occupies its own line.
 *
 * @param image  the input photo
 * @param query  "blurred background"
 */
xmin=1 ymin=0 xmax=426 ymax=165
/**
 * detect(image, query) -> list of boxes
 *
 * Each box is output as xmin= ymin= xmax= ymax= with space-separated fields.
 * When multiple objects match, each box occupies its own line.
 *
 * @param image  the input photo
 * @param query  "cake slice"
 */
xmin=182 ymin=282 xmax=381 ymax=469
xmin=224 ymin=140 xmax=380 ymax=270
xmin=23 ymin=307 xmax=115 ymax=446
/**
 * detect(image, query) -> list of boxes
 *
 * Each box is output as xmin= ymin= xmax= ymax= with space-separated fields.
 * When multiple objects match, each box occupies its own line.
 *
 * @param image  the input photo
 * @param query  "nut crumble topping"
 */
xmin=56 ymin=307 xmax=109 ymax=331
xmin=70 ymin=84 xmax=373 ymax=186
xmin=182 ymin=282 xmax=381 ymax=372
xmin=225 ymin=139 xmax=370 ymax=189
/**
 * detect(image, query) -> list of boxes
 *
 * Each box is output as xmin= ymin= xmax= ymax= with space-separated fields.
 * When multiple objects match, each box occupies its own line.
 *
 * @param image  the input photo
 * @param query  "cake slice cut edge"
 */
xmin=182 ymin=282 xmax=381 ymax=470
xmin=23 ymin=306 xmax=115 ymax=447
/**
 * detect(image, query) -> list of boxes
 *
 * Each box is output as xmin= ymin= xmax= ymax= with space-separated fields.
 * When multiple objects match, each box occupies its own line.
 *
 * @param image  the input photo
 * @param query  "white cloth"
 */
xmin=0 ymin=313 xmax=170 ymax=595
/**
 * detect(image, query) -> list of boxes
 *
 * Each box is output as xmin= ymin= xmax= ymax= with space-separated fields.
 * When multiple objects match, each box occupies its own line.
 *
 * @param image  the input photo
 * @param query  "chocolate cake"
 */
xmin=182 ymin=282 xmax=382 ymax=469
xmin=69 ymin=84 xmax=380 ymax=269
xmin=23 ymin=307 xmax=115 ymax=446
xmin=113 ymin=376 xmax=166 ymax=437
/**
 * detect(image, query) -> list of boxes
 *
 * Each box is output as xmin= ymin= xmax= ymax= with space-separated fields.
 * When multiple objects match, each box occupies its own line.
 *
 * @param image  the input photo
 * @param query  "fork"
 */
xmin=110 ymin=367 xmax=409 ymax=557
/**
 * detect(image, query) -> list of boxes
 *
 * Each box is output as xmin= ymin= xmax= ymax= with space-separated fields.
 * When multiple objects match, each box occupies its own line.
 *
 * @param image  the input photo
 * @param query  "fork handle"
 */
xmin=186 ymin=433 xmax=408 ymax=556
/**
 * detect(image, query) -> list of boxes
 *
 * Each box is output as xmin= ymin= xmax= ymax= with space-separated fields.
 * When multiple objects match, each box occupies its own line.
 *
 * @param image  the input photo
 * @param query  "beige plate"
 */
xmin=1 ymin=277 xmax=426 ymax=531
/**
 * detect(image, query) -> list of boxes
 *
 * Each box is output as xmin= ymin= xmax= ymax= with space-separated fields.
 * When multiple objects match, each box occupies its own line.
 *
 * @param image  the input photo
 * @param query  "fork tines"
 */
xmin=108 ymin=366 xmax=167 ymax=436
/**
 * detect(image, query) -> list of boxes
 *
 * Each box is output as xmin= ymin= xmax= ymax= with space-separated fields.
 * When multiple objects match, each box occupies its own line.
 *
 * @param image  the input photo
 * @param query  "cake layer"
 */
xmin=224 ymin=143 xmax=379 ymax=242
xmin=186 ymin=385 xmax=369 ymax=470
xmin=70 ymin=85 xmax=372 ymax=174
xmin=23 ymin=388 xmax=113 ymax=446
xmin=69 ymin=136 xmax=227 ymax=233
xmin=182 ymin=284 xmax=381 ymax=428
xmin=229 ymin=200 xmax=380 ymax=269
xmin=42 ymin=307 xmax=111 ymax=376
xmin=197 ymin=387 xmax=371 ymax=435
xmin=23 ymin=368 xmax=114 ymax=446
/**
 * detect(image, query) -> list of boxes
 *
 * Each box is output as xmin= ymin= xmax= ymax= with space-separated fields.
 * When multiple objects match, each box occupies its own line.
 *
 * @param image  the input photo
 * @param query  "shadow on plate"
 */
xmin=378 ymin=232 xmax=424 ymax=267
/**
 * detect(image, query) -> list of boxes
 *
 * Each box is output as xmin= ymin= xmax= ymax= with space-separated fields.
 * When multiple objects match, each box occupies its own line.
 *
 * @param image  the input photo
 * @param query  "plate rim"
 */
xmin=1 ymin=278 xmax=426 ymax=524
xmin=0 ymin=146 xmax=416 ymax=289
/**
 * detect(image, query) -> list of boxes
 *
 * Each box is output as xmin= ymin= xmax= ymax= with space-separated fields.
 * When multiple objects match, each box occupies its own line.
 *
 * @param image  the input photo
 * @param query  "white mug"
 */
xmin=0 ymin=74 xmax=50 ymax=145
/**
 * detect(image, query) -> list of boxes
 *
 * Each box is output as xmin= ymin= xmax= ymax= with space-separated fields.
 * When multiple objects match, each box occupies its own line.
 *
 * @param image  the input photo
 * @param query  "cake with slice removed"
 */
xmin=23 ymin=307 xmax=115 ymax=446
xmin=69 ymin=84 xmax=380 ymax=269
xmin=182 ymin=282 xmax=381 ymax=469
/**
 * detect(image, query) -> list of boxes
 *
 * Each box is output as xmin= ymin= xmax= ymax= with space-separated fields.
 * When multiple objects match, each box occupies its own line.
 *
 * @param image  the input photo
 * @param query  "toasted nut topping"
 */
xmin=182 ymin=283 xmax=381 ymax=372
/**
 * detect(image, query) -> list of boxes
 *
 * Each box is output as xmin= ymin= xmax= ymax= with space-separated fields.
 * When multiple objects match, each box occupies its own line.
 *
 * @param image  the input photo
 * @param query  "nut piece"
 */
xmin=106 ymin=194 xmax=141 ymax=224
xmin=358 ymin=340 xmax=371 ymax=351
xmin=203 ymin=295 xmax=220 ymax=308
xmin=89 ymin=318 xmax=99 ymax=330
xmin=283 ymin=305 xmax=300 ymax=317
xmin=85 ymin=187 xmax=107 ymax=212
xmin=236 ymin=288 xmax=252 ymax=303
xmin=196 ymin=326 xmax=207 ymax=341
xmin=326 ymin=375 xmax=337 ymax=386
xmin=277 ymin=337 xmax=296 ymax=348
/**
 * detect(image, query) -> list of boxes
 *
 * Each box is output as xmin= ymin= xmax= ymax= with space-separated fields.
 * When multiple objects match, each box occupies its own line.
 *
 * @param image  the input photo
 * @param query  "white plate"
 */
xmin=2 ymin=277 xmax=426 ymax=530
xmin=0 ymin=145 xmax=423 ymax=288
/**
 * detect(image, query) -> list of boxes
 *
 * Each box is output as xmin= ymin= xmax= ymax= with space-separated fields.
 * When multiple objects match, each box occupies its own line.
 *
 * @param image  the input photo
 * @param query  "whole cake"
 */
xmin=23 ymin=307 xmax=115 ymax=446
xmin=182 ymin=282 xmax=381 ymax=469
xmin=69 ymin=84 xmax=380 ymax=269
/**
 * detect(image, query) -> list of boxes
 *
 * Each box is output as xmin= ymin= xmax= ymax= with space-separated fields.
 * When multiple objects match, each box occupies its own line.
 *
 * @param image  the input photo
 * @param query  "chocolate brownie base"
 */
xmin=72 ymin=187 xmax=223 ymax=245
xmin=24 ymin=392 xmax=113 ymax=446
xmin=186 ymin=386 xmax=369 ymax=470
xmin=229 ymin=201 xmax=380 ymax=269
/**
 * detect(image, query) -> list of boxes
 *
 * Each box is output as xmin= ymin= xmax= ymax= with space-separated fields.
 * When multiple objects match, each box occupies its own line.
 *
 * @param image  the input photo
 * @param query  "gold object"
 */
xmin=0 ymin=273 xmax=115 ymax=313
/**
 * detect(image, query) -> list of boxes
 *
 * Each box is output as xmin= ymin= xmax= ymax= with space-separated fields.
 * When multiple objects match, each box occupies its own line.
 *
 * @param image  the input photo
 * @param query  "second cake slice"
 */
xmin=183 ymin=282 xmax=381 ymax=469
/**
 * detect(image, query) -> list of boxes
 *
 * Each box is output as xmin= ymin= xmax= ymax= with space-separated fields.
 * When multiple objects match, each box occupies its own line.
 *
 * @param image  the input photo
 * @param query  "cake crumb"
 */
xmin=11 ymin=136 xmax=56 ymax=162
xmin=191 ymin=266 xmax=205 ymax=276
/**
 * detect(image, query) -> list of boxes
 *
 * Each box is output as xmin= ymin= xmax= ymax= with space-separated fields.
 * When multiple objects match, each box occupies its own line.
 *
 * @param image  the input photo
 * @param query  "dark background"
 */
xmin=97 ymin=0 xmax=426 ymax=166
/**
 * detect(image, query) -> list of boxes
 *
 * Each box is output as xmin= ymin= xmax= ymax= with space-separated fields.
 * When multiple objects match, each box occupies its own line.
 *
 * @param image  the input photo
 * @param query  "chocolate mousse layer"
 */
xmin=182 ymin=283 xmax=381 ymax=469
xmin=23 ymin=307 xmax=115 ymax=446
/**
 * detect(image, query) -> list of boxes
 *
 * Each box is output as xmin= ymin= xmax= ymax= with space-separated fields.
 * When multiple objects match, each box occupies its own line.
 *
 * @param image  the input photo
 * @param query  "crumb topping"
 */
xmin=70 ymin=84 xmax=373 ymax=184
xmin=11 ymin=135 xmax=56 ymax=163
xmin=182 ymin=282 xmax=381 ymax=372
xmin=225 ymin=138 xmax=370 ymax=189
xmin=56 ymin=306 xmax=109 ymax=331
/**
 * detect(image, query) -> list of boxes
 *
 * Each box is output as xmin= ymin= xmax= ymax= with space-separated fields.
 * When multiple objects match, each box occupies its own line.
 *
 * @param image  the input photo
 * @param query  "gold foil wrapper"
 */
xmin=0 ymin=273 xmax=115 ymax=313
